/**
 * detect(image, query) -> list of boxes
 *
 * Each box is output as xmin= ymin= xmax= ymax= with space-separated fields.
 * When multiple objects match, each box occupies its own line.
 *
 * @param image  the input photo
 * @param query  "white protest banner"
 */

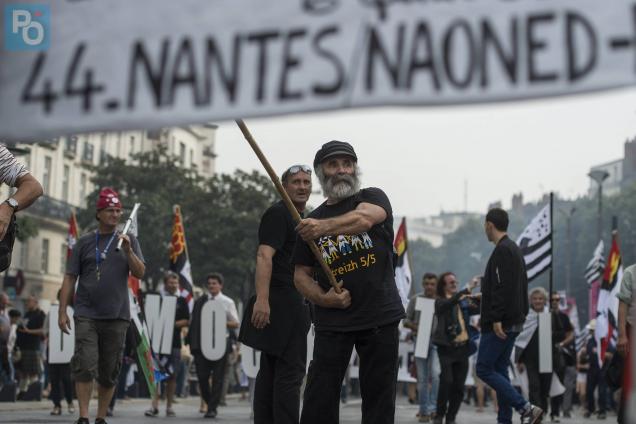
xmin=201 ymin=300 xmax=228 ymax=361
xmin=397 ymin=340 xmax=416 ymax=383
xmin=414 ymin=297 xmax=435 ymax=359
xmin=48 ymin=304 xmax=74 ymax=364
xmin=144 ymin=293 xmax=177 ymax=355
xmin=1 ymin=0 xmax=636 ymax=140
xmin=539 ymin=311 xmax=553 ymax=373
xmin=241 ymin=344 xmax=261 ymax=379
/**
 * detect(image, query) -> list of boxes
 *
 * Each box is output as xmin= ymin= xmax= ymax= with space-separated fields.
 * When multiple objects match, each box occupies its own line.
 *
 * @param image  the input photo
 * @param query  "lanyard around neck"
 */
xmin=95 ymin=231 xmax=118 ymax=269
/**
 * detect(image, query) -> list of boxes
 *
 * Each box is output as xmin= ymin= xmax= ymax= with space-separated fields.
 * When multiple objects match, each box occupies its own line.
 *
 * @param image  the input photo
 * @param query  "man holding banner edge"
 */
xmin=293 ymin=140 xmax=405 ymax=424
xmin=239 ymin=164 xmax=312 ymax=424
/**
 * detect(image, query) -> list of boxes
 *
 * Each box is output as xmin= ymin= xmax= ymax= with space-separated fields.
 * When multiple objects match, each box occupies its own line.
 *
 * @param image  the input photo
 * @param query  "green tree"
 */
xmin=76 ymin=146 xmax=277 ymax=302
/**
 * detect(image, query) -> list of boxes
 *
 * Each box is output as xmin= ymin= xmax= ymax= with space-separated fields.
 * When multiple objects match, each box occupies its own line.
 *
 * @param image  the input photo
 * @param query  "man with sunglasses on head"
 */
xmin=292 ymin=141 xmax=405 ymax=424
xmin=240 ymin=164 xmax=312 ymax=424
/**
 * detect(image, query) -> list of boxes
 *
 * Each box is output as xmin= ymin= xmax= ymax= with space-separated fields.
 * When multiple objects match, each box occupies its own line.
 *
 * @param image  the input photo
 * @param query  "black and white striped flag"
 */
xmin=517 ymin=204 xmax=551 ymax=281
xmin=584 ymin=240 xmax=605 ymax=286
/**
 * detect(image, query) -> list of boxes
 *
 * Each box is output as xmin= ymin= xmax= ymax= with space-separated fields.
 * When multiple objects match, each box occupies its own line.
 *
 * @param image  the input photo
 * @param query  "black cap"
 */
xmin=313 ymin=140 xmax=357 ymax=169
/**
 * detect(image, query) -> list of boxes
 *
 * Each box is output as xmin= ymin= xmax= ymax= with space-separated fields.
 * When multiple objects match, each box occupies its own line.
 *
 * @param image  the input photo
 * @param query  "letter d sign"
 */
xmin=4 ymin=4 xmax=50 ymax=51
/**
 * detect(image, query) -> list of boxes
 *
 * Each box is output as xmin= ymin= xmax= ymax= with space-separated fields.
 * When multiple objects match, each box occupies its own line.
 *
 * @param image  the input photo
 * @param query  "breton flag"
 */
xmin=169 ymin=205 xmax=194 ymax=311
xmin=393 ymin=217 xmax=412 ymax=308
xmin=67 ymin=211 xmax=79 ymax=258
xmin=517 ymin=203 xmax=552 ymax=281
xmin=595 ymin=231 xmax=623 ymax=366
xmin=584 ymin=240 xmax=605 ymax=286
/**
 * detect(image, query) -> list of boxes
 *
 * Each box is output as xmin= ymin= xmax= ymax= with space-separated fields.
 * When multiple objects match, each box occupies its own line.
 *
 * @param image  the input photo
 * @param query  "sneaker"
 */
xmin=550 ymin=416 xmax=560 ymax=423
xmin=563 ymin=412 xmax=571 ymax=419
xmin=521 ymin=404 xmax=544 ymax=424
xmin=95 ymin=419 xmax=108 ymax=424
xmin=68 ymin=403 xmax=75 ymax=414
xmin=74 ymin=418 xmax=89 ymax=424
xmin=106 ymin=407 xmax=113 ymax=417
xmin=418 ymin=415 xmax=430 ymax=423
xmin=144 ymin=407 xmax=159 ymax=417
xmin=166 ymin=408 xmax=176 ymax=417
xmin=50 ymin=406 xmax=62 ymax=415
xmin=204 ymin=409 xmax=217 ymax=418
xmin=583 ymin=412 xmax=592 ymax=418
xmin=598 ymin=412 xmax=607 ymax=420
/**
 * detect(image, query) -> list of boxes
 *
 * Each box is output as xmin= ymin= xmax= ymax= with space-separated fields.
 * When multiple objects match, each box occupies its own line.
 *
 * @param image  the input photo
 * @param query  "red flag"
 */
xmin=169 ymin=205 xmax=194 ymax=310
xmin=67 ymin=211 xmax=78 ymax=258
xmin=595 ymin=231 xmax=623 ymax=365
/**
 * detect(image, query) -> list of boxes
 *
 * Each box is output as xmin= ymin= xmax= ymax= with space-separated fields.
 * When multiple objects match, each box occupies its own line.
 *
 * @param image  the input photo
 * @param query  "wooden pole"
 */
xmin=235 ymin=119 xmax=341 ymax=293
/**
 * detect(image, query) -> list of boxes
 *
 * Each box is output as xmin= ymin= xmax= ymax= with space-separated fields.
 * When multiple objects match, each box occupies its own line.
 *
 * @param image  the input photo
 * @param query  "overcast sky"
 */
xmin=214 ymin=87 xmax=636 ymax=218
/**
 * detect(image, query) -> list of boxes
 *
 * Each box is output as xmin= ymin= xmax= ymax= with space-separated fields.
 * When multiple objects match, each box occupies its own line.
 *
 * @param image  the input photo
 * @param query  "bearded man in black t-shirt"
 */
xmin=292 ymin=140 xmax=405 ymax=424
xmin=239 ymin=164 xmax=312 ymax=424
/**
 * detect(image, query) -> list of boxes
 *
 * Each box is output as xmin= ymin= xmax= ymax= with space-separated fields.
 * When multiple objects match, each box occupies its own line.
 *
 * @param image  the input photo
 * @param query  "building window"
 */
xmin=60 ymin=242 xmax=67 ymax=275
xmin=179 ymin=142 xmax=186 ymax=165
xmin=41 ymin=238 xmax=49 ymax=273
xmin=82 ymin=141 xmax=94 ymax=163
xmin=80 ymin=173 xmax=87 ymax=201
xmin=62 ymin=165 xmax=70 ymax=202
xmin=42 ymin=156 xmax=52 ymax=195
xmin=130 ymin=136 xmax=135 ymax=155
xmin=117 ymin=133 xmax=122 ymax=157
xmin=190 ymin=149 xmax=194 ymax=168
xmin=100 ymin=133 xmax=108 ymax=164
xmin=20 ymin=241 xmax=27 ymax=269
xmin=65 ymin=135 xmax=78 ymax=154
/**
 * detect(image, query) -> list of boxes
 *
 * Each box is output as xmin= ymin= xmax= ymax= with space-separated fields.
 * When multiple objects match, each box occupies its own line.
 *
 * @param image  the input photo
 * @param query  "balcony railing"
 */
xmin=28 ymin=195 xmax=74 ymax=221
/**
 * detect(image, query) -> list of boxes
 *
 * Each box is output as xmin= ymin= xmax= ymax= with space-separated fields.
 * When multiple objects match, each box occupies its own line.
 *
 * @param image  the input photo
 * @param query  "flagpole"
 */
xmin=235 ymin=119 xmax=342 ymax=293
xmin=549 ymin=192 xmax=554 ymax=310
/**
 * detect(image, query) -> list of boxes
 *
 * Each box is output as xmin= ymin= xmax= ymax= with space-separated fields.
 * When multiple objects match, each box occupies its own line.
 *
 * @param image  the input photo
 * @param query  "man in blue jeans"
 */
xmin=476 ymin=208 xmax=543 ymax=424
xmin=404 ymin=273 xmax=440 ymax=422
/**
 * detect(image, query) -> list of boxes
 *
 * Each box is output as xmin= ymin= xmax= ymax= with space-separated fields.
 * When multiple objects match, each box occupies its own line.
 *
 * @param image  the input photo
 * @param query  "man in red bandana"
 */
xmin=58 ymin=188 xmax=145 ymax=424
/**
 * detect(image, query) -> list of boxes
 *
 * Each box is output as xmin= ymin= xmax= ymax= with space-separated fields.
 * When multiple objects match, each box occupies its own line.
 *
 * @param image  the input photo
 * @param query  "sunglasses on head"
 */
xmin=282 ymin=165 xmax=312 ymax=182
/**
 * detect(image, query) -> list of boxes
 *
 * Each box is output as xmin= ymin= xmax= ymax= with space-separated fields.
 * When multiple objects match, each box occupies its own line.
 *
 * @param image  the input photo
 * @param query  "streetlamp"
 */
xmin=559 ymin=206 xmax=576 ymax=295
xmin=588 ymin=169 xmax=610 ymax=241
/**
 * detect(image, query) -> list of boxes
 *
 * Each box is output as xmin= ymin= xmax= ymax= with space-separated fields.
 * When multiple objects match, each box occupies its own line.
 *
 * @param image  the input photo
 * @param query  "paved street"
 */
xmin=0 ymin=395 xmax=614 ymax=424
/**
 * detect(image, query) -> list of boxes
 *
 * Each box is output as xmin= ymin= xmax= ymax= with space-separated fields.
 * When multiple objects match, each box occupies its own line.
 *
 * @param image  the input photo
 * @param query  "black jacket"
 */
xmin=481 ymin=235 xmax=529 ymax=332
xmin=432 ymin=289 xmax=479 ymax=347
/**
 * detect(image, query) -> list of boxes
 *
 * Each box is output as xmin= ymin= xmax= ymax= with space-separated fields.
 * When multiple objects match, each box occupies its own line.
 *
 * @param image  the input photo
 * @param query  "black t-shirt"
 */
xmin=552 ymin=311 xmax=573 ymax=344
xmin=16 ymin=308 xmax=45 ymax=350
xmin=259 ymin=201 xmax=299 ymax=288
xmin=292 ymin=188 xmax=405 ymax=332
xmin=173 ymin=296 xmax=190 ymax=349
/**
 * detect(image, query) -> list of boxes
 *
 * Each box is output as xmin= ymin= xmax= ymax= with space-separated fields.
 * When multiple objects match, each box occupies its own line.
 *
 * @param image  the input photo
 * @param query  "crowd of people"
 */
xmin=0 ymin=140 xmax=634 ymax=424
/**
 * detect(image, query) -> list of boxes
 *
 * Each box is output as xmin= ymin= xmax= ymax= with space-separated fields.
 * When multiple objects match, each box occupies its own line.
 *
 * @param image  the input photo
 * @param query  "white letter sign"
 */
xmin=144 ymin=294 xmax=177 ymax=355
xmin=539 ymin=311 xmax=553 ymax=373
xmin=201 ymin=300 xmax=227 ymax=361
xmin=414 ymin=297 xmax=435 ymax=359
xmin=49 ymin=304 xmax=74 ymax=364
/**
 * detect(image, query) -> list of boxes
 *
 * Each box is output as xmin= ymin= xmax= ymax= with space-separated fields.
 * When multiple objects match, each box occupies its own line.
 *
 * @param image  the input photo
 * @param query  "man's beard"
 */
xmin=318 ymin=167 xmax=361 ymax=201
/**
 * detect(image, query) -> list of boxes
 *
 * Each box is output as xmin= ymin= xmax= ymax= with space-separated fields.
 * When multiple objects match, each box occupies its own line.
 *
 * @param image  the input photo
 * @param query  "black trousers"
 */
xmin=550 ymin=361 xmax=566 ymax=417
xmin=194 ymin=346 xmax=228 ymax=413
xmin=586 ymin=366 xmax=608 ymax=414
xmin=49 ymin=363 xmax=73 ymax=407
xmin=524 ymin=358 xmax=551 ymax=413
xmin=300 ymin=322 xmax=399 ymax=424
xmin=436 ymin=344 xmax=469 ymax=421
xmin=254 ymin=323 xmax=307 ymax=424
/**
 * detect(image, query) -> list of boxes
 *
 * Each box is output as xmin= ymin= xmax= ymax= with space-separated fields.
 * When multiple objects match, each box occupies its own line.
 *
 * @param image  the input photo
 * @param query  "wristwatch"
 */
xmin=4 ymin=197 xmax=18 ymax=211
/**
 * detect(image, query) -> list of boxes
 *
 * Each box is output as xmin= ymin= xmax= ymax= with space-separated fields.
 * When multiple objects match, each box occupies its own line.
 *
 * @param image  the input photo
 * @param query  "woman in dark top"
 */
xmin=431 ymin=272 xmax=480 ymax=424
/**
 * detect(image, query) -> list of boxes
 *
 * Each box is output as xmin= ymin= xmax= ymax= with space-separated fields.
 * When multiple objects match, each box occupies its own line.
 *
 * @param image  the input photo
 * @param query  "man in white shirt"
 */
xmin=188 ymin=273 xmax=239 ymax=418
